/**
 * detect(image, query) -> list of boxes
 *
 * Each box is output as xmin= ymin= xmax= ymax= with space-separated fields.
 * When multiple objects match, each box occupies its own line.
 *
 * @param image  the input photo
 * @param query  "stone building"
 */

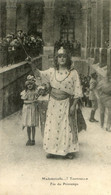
xmin=0 ymin=0 xmax=111 ymax=119
xmin=0 ymin=0 xmax=111 ymax=73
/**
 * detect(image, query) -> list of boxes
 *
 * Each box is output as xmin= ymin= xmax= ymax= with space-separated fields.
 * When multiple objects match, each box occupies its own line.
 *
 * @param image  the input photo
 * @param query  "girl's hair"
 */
xmin=54 ymin=53 xmax=72 ymax=70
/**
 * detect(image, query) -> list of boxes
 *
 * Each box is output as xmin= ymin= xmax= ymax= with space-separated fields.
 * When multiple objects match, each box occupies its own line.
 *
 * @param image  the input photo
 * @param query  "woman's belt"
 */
xmin=24 ymin=100 xmax=37 ymax=104
xmin=50 ymin=88 xmax=70 ymax=100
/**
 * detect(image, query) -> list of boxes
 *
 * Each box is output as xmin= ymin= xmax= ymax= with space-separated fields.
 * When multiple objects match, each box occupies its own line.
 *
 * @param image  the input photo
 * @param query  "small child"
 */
xmin=20 ymin=75 xmax=39 ymax=146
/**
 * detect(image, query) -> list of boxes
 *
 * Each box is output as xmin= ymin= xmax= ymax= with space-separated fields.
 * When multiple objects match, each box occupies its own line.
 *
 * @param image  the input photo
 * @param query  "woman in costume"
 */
xmin=29 ymin=47 xmax=82 ymax=159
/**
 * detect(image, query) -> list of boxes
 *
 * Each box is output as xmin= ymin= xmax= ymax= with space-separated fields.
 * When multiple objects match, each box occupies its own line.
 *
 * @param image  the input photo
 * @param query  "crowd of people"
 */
xmin=54 ymin=39 xmax=81 ymax=57
xmin=81 ymin=72 xmax=111 ymax=131
xmin=79 ymin=74 xmax=92 ymax=108
xmin=97 ymin=72 xmax=111 ymax=131
xmin=80 ymin=74 xmax=91 ymax=107
xmin=0 ymin=30 xmax=43 ymax=67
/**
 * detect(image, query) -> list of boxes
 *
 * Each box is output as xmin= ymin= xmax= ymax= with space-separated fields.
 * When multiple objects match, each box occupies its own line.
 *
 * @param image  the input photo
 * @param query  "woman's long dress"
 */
xmin=39 ymin=68 xmax=82 ymax=156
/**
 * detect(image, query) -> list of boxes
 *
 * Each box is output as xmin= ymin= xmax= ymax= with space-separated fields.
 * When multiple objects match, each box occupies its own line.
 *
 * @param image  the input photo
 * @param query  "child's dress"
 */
xmin=20 ymin=90 xmax=39 ymax=128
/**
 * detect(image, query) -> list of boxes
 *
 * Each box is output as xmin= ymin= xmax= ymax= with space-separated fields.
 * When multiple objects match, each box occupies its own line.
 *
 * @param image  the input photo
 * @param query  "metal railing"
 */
xmin=0 ymin=47 xmax=42 ymax=67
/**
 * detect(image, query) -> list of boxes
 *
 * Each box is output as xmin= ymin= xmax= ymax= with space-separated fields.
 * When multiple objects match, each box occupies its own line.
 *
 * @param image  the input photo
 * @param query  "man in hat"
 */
xmin=97 ymin=73 xmax=111 ymax=131
xmin=17 ymin=30 xmax=23 ymax=38
xmin=89 ymin=72 xmax=98 ymax=122
xmin=5 ymin=34 xmax=13 ymax=46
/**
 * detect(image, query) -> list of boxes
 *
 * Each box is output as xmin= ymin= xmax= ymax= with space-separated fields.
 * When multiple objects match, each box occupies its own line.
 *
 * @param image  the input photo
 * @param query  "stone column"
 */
xmin=6 ymin=0 xmax=17 ymax=35
xmin=53 ymin=11 xmax=60 ymax=43
xmin=107 ymin=0 xmax=111 ymax=74
xmin=90 ymin=0 xmax=96 ymax=58
xmin=75 ymin=12 xmax=82 ymax=43
xmin=0 ymin=2 xmax=7 ymax=38
xmin=87 ymin=1 xmax=91 ymax=57
xmin=0 ymin=3 xmax=2 ymax=38
xmin=42 ymin=0 xmax=55 ymax=46
xmin=94 ymin=0 xmax=102 ymax=63
xmin=81 ymin=3 xmax=88 ymax=59
xmin=17 ymin=3 xmax=28 ymax=33
xmin=42 ymin=0 xmax=55 ymax=70
xmin=99 ymin=0 xmax=109 ymax=67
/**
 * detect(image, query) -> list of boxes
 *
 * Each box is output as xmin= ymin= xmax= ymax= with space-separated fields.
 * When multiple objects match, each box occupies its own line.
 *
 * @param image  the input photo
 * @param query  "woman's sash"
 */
xmin=69 ymin=109 xmax=78 ymax=144
xmin=24 ymin=100 xmax=37 ymax=104
xmin=50 ymin=88 xmax=70 ymax=100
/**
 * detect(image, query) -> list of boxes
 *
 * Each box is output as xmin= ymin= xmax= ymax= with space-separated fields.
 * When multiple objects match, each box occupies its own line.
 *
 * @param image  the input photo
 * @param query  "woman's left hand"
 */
xmin=69 ymin=105 xmax=76 ymax=116
xmin=37 ymin=85 xmax=46 ymax=96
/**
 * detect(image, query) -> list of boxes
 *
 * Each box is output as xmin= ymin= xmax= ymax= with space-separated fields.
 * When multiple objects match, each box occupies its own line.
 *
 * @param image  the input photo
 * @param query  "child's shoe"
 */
xmin=65 ymin=153 xmax=74 ymax=159
xmin=31 ymin=140 xmax=35 ymax=145
xmin=26 ymin=140 xmax=31 ymax=146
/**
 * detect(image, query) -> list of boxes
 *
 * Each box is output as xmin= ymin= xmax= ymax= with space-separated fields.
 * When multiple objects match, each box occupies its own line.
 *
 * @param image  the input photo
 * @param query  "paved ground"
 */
xmin=0 ymin=107 xmax=111 ymax=195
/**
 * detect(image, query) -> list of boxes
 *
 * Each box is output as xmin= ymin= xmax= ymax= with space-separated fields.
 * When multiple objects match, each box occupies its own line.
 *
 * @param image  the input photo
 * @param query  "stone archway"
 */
xmin=54 ymin=0 xmax=82 ymax=43
xmin=42 ymin=0 xmax=82 ymax=46
xmin=42 ymin=0 xmax=83 ymax=69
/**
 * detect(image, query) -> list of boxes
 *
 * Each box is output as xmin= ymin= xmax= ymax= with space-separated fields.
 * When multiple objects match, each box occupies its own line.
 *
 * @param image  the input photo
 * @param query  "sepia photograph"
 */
xmin=0 ymin=0 xmax=111 ymax=194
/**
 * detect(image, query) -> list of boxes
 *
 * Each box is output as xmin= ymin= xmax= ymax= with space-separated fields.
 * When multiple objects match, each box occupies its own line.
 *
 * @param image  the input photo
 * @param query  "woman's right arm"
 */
xmin=26 ymin=57 xmax=52 ymax=82
xmin=29 ymin=60 xmax=41 ymax=79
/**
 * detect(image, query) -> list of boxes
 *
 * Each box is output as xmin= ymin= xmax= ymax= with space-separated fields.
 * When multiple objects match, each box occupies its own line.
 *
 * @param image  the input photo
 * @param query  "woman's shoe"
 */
xmin=106 ymin=128 xmax=111 ymax=132
xmin=89 ymin=118 xmax=98 ymax=122
xmin=46 ymin=153 xmax=55 ymax=158
xmin=65 ymin=153 xmax=74 ymax=159
xmin=26 ymin=140 xmax=31 ymax=146
xmin=31 ymin=140 xmax=35 ymax=145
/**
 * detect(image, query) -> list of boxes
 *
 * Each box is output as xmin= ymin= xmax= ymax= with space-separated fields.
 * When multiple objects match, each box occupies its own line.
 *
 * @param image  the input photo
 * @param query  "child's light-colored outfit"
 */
xmin=20 ymin=90 xmax=39 ymax=128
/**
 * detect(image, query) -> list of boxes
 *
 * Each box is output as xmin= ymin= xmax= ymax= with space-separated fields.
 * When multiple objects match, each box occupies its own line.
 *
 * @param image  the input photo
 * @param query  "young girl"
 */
xmin=20 ymin=75 xmax=39 ymax=146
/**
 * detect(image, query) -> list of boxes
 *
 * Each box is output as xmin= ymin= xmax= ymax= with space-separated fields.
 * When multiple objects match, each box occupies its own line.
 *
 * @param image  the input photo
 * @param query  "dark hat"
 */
xmin=17 ymin=29 xmax=23 ymax=32
xmin=10 ymin=32 xmax=14 ymax=36
xmin=91 ymin=72 xmax=97 ymax=77
xmin=6 ymin=34 xmax=13 ymax=38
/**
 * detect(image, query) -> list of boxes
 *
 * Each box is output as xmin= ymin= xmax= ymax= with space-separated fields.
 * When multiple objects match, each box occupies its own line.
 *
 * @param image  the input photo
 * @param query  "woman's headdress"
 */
xmin=57 ymin=47 xmax=66 ymax=55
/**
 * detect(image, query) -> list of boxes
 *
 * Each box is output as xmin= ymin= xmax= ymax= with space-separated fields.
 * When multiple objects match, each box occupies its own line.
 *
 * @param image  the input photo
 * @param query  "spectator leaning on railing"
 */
xmin=0 ymin=31 xmax=43 ymax=67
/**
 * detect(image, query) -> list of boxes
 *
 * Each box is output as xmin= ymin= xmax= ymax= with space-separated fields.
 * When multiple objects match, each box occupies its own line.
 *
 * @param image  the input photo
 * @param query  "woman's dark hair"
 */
xmin=54 ymin=53 xmax=72 ymax=70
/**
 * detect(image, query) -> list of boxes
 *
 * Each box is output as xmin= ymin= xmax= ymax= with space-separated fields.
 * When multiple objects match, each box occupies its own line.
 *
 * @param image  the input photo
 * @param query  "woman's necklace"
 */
xmin=55 ymin=69 xmax=70 ymax=82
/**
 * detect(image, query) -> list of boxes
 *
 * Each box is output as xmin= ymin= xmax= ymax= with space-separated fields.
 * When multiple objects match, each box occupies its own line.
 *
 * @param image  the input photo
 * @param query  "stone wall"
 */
xmin=0 ymin=56 xmax=42 ymax=119
xmin=71 ymin=57 xmax=89 ymax=76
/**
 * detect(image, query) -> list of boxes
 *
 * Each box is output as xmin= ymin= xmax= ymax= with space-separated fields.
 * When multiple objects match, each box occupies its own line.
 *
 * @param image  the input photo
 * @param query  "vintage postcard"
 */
xmin=0 ymin=0 xmax=111 ymax=194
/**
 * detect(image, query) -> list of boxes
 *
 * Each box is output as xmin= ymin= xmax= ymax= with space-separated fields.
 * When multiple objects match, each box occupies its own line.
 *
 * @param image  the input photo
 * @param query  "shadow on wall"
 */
xmin=72 ymin=58 xmax=89 ymax=76
xmin=0 ymin=56 xmax=42 ymax=120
